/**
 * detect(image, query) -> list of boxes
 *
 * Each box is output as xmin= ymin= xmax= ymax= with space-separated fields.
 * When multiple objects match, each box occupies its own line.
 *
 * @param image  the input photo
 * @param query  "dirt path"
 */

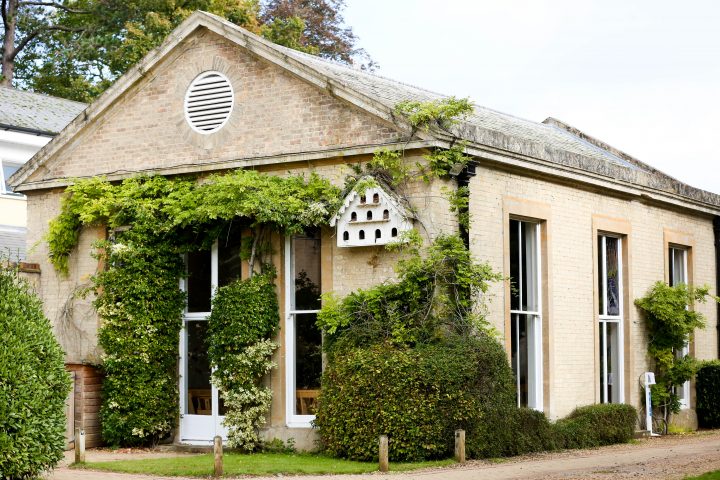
xmin=47 ymin=430 xmax=720 ymax=480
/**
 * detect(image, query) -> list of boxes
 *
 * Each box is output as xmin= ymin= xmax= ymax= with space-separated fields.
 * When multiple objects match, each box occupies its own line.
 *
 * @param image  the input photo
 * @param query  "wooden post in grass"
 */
xmin=454 ymin=429 xmax=466 ymax=463
xmin=213 ymin=435 xmax=223 ymax=477
xmin=379 ymin=435 xmax=389 ymax=472
xmin=74 ymin=428 xmax=85 ymax=464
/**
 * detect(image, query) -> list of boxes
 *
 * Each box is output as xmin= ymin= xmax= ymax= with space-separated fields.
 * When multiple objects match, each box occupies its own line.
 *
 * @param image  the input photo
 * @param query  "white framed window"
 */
xmin=179 ymin=224 xmax=243 ymax=443
xmin=598 ymin=234 xmax=625 ymax=404
xmin=509 ymin=219 xmax=543 ymax=410
xmin=0 ymin=160 xmax=23 ymax=195
xmin=284 ymin=229 xmax=323 ymax=428
xmin=669 ymin=246 xmax=690 ymax=409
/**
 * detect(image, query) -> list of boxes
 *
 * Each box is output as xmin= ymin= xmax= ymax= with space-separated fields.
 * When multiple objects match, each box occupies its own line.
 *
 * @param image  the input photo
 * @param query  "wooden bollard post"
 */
xmin=213 ymin=435 xmax=223 ymax=477
xmin=378 ymin=435 xmax=389 ymax=472
xmin=454 ymin=429 xmax=465 ymax=463
xmin=74 ymin=428 xmax=85 ymax=464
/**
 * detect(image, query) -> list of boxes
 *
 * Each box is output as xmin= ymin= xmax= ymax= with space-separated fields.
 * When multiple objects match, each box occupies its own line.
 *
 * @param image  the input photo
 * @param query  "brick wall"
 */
xmin=26 ymin=28 xmax=402 ymax=186
xmin=469 ymin=164 xmax=718 ymax=420
xmin=66 ymin=364 xmax=103 ymax=449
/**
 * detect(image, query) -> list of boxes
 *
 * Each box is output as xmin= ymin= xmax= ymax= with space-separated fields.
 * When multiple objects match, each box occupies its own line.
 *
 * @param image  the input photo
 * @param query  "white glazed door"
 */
xmin=178 ymin=228 xmax=243 ymax=444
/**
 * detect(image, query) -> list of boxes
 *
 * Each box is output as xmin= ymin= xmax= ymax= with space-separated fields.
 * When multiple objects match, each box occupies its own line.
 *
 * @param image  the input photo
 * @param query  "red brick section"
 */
xmin=66 ymin=364 xmax=103 ymax=449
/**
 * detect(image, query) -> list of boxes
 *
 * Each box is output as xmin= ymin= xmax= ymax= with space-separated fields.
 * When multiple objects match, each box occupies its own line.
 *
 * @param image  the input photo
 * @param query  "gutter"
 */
xmin=0 ymin=122 xmax=55 ymax=137
xmin=714 ymin=217 xmax=720 ymax=358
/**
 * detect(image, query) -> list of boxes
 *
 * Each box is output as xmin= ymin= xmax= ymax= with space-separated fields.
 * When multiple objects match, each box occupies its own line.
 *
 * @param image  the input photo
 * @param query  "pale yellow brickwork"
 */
xmin=19 ymin=17 xmax=719 ymax=446
xmin=25 ymin=28 xmax=402 ymax=186
xmin=25 ymin=189 xmax=103 ymax=364
xmin=470 ymin=164 xmax=718 ymax=420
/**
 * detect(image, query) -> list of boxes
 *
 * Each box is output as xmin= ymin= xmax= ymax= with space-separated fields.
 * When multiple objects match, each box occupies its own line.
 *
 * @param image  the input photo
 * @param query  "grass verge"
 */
xmin=686 ymin=472 xmax=720 ymax=480
xmin=75 ymin=452 xmax=455 ymax=476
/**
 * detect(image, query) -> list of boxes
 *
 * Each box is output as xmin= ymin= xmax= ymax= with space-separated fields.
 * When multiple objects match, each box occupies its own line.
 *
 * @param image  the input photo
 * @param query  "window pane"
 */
xmin=2 ymin=163 xmax=20 ymax=192
xmin=293 ymin=229 xmax=321 ymax=311
xmin=522 ymin=223 xmax=538 ymax=312
xmin=608 ymin=322 xmax=621 ymax=403
xmin=509 ymin=220 xmax=520 ymax=311
xmin=295 ymin=312 xmax=322 ymax=415
xmin=218 ymin=223 xmax=243 ymax=287
xmin=599 ymin=322 xmax=606 ymax=402
xmin=605 ymin=237 xmax=620 ymax=316
xmin=598 ymin=237 xmax=604 ymax=315
xmin=187 ymin=249 xmax=211 ymax=312
xmin=511 ymin=313 xmax=529 ymax=408
xmin=670 ymin=248 xmax=686 ymax=286
xmin=186 ymin=321 xmax=212 ymax=415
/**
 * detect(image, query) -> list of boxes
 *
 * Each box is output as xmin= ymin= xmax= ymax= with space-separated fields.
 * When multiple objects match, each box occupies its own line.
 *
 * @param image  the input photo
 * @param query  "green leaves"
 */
xmin=95 ymin=233 xmax=186 ymax=446
xmin=395 ymin=97 xmax=474 ymax=130
xmin=0 ymin=263 xmax=71 ymax=477
xmin=207 ymin=274 xmax=279 ymax=450
xmin=635 ymin=281 xmax=717 ymax=415
xmin=697 ymin=361 xmax=720 ymax=428
xmin=314 ymin=338 xmax=514 ymax=461
xmin=318 ymin=234 xmax=501 ymax=355
xmin=47 ymin=171 xmax=342 ymax=274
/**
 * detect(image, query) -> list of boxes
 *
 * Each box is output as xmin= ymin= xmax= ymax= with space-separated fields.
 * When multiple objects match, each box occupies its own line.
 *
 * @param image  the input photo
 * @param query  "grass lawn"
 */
xmin=686 ymin=472 xmax=720 ymax=480
xmin=76 ymin=452 xmax=455 ymax=476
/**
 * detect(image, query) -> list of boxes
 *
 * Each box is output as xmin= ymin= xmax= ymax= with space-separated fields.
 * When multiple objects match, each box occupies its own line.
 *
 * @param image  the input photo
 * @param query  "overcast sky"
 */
xmin=344 ymin=0 xmax=720 ymax=195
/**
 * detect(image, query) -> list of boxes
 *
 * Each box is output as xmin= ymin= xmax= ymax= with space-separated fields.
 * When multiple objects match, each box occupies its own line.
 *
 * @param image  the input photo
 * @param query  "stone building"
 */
xmin=10 ymin=11 xmax=720 ymax=448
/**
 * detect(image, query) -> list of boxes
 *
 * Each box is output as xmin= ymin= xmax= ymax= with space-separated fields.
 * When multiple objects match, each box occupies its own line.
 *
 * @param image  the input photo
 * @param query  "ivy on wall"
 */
xmin=45 ymin=96 xmax=478 ymax=448
xmin=208 ymin=272 xmax=280 ymax=450
xmin=48 ymin=171 xmax=341 ymax=446
xmin=635 ymin=282 xmax=717 ymax=431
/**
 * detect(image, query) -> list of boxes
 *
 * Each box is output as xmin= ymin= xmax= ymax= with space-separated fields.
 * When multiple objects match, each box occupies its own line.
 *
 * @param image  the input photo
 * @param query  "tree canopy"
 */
xmin=1 ymin=0 xmax=370 ymax=101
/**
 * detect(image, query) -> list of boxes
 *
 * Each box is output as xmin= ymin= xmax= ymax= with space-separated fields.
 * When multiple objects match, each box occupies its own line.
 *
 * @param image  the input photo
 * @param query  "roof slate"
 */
xmin=10 ymin=11 xmax=720 ymax=212
xmin=0 ymin=87 xmax=87 ymax=134
xmin=280 ymin=47 xmax=644 ymax=172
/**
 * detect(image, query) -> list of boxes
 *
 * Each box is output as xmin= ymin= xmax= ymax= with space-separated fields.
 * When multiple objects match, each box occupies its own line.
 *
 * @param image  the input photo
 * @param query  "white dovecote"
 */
xmin=330 ymin=179 xmax=414 ymax=247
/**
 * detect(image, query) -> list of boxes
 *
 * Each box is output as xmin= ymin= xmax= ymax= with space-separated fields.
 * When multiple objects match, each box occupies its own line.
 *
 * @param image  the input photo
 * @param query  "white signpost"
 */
xmin=644 ymin=372 xmax=658 ymax=436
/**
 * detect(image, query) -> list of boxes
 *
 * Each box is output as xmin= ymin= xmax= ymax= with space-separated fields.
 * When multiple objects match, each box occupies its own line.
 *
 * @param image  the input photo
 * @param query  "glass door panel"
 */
xmin=186 ymin=321 xmax=212 ymax=416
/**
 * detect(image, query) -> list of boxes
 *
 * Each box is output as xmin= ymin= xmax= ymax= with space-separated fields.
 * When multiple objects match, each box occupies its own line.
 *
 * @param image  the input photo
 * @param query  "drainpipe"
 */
xmin=714 ymin=217 xmax=720 ymax=358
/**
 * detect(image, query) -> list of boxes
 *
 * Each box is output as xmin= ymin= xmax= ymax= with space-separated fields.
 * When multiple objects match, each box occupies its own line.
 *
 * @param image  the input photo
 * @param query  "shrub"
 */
xmin=697 ymin=360 xmax=720 ymax=428
xmin=96 ymin=237 xmax=186 ymax=446
xmin=314 ymin=335 xmax=516 ymax=461
xmin=208 ymin=273 xmax=280 ymax=450
xmin=471 ymin=407 xmax=559 ymax=458
xmin=555 ymin=404 xmax=637 ymax=449
xmin=0 ymin=264 xmax=71 ymax=478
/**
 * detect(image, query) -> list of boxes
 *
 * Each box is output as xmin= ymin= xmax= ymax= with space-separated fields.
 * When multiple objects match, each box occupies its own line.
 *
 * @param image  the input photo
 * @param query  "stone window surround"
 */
xmin=503 ymin=196 xmax=552 ymax=414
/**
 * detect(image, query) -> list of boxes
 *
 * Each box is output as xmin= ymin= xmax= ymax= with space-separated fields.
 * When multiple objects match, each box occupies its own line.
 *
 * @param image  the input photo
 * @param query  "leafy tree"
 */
xmin=0 ymin=0 xmax=90 ymax=86
xmin=260 ymin=0 xmax=372 ymax=67
xmin=3 ymin=0 xmax=370 ymax=101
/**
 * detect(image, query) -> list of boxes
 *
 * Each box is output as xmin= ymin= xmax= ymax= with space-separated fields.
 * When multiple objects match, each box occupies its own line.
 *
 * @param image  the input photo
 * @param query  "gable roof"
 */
xmin=0 ymin=87 xmax=86 ymax=135
xmin=10 ymin=11 xmax=720 ymax=214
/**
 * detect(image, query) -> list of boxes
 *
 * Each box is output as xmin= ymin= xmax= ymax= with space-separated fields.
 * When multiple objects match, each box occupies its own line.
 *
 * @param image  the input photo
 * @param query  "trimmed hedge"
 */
xmin=555 ymin=404 xmax=637 ymax=449
xmin=697 ymin=361 xmax=720 ymax=428
xmin=314 ymin=335 xmax=516 ymax=461
xmin=0 ymin=265 xmax=71 ymax=478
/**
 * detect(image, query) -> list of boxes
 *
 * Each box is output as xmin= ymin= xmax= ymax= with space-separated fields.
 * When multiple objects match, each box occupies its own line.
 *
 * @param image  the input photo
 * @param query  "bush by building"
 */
xmin=0 ymin=264 xmax=71 ymax=478
xmin=314 ymin=335 xmax=515 ymax=461
xmin=696 ymin=360 xmax=720 ymax=428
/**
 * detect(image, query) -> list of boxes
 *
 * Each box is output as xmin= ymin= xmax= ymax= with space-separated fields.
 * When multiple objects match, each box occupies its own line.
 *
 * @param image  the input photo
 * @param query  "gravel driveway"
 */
xmin=47 ymin=430 xmax=720 ymax=480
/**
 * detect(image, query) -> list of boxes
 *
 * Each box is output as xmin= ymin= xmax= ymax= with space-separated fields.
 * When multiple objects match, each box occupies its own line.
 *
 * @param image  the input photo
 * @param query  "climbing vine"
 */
xmin=635 ymin=282 xmax=718 ymax=430
xmin=208 ymin=272 xmax=280 ymax=450
xmin=46 ymin=95 xmax=478 ymax=447
xmin=48 ymin=170 xmax=341 ymax=446
xmin=395 ymin=97 xmax=474 ymax=130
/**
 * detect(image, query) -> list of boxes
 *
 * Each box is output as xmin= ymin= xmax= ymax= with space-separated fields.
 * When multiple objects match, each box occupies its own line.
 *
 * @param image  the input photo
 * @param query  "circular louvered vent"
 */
xmin=184 ymin=71 xmax=234 ymax=134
